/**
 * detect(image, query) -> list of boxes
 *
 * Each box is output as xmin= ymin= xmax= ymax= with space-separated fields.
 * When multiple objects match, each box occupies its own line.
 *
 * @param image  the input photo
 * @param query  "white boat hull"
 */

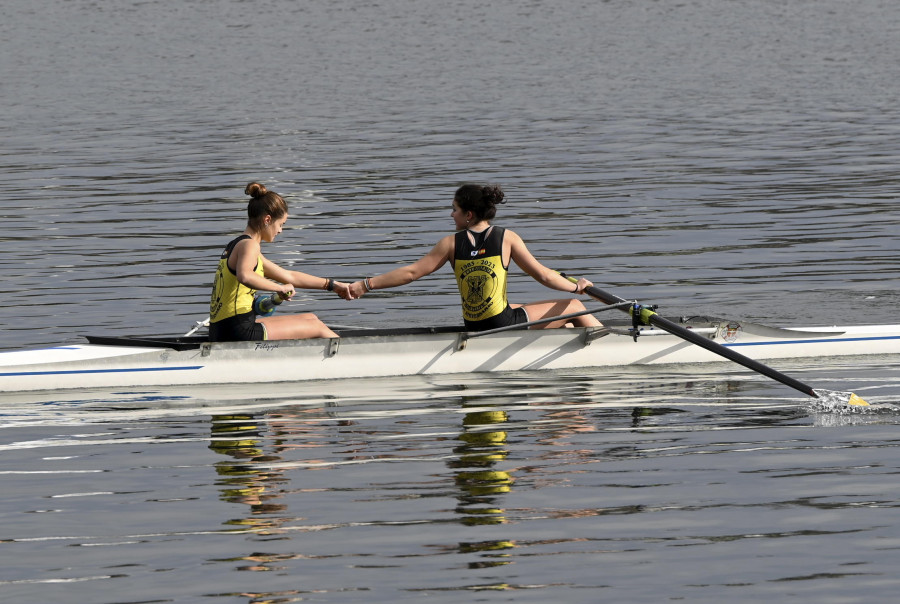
xmin=2 ymin=320 xmax=899 ymax=393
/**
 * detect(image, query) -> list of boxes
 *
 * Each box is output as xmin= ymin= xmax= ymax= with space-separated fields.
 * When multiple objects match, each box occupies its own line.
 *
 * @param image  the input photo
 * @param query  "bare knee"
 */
xmin=261 ymin=314 xmax=338 ymax=340
xmin=295 ymin=315 xmax=338 ymax=339
xmin=523 ymin=298 xmax=601 ymax=328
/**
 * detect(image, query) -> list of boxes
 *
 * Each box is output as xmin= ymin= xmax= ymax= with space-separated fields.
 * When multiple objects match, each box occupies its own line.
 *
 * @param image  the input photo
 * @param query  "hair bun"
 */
xmin=244 ymin=182 xmax=268 ymax=199
xmin=483 ymin=185 xmax=505 ymax=205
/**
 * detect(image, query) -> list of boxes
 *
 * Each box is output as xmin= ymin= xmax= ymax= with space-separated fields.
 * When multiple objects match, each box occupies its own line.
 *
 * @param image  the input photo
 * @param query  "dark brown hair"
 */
xmin=454 ymin=184 xmax=505 ymax=222
xmin=244 ymin=182 xmax=287 ymax=229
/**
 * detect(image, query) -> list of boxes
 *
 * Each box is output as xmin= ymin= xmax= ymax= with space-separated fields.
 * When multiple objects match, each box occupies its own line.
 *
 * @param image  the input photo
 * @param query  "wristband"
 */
xmin=325 ymin=278 xmax=334 ymax=291
xmin=573 ymin=282 xmax=579 ymax=293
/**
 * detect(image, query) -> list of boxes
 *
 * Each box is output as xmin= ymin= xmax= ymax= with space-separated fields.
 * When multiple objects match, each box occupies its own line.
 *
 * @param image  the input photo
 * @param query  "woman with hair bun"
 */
xmin=347 ymin=184 xmax=601 ymax=331
xmin=208 ymin=182 xmax=350 ymax=342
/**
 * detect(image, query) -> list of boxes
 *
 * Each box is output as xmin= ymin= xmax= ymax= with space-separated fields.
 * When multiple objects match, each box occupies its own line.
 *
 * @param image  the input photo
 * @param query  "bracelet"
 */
xmin=573 ymin=282 xmax=579 ymax=293
xmin=325 ymin=278 xmax=334 ymax=291
xmin=364 ymin=278 xmax=373 ymax=292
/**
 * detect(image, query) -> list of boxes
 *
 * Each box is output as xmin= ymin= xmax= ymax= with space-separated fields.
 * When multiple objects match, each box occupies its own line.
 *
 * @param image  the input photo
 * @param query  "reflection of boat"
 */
xmin=2 ymin=318 xmax=899 ymax=393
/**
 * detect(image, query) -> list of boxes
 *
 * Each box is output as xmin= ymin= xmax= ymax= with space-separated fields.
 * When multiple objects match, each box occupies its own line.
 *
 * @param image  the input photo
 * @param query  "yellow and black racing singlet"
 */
xmin=453 ymin=226 xmax=509 ymax=325
xmin=209 ymin=235 xmax=264 ymax=324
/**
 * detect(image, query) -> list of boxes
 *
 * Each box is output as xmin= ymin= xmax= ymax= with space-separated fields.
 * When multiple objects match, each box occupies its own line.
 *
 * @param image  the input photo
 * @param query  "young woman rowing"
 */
xmin=347 ymin=184 xmax=601 ymax=331
xmin=209 ymin=182 xmax=350 ymax=342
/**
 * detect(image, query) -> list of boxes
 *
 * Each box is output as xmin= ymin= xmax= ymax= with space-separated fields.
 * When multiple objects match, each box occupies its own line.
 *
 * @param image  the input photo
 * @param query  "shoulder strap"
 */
xmin=221 ymin=234 xmax=251 ymax=259
xmin=454 ymin=230 xmax=469 ymax=260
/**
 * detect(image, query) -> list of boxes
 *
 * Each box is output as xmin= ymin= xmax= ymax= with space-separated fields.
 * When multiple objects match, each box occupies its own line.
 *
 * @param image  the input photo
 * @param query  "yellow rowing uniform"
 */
xmin=210 ymin=235 xmax=264 ymax=324
xmin=453 ymin=226 xmax=523 ymax=330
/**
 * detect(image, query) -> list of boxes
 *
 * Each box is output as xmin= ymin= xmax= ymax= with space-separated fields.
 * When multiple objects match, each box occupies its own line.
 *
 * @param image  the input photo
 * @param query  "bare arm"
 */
xmin=234 ymin=239 xmax=349 ymax=299
xmin=349 ymin=235 xmax=454 ymax=298
xmin=233 ymin=239 xmax=293 ymax=295
xmin=263 ymin=257 xmax=328 ymax=291
xmin=507 ymin=230 xmax=592 ymax=293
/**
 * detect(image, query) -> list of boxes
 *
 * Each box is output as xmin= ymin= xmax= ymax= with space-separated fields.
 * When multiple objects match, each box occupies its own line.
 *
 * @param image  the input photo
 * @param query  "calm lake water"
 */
xmin=1 ymin=0 xmax=899 ymax=602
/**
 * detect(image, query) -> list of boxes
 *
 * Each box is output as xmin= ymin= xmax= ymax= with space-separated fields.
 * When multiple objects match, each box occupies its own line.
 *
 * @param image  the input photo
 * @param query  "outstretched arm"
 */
xmin=263 ymin=258 xmax=319 ymax=290
xmin=507 ymin=230 xmax=593 ymax=293
xmin=258 ymin=255 xmax=351 ymax=300
xmin=232 ymin=238 xmax=350 ymax=301
xmin=233 ymin=239 xmax=295 ymax=296
xmin=349 ymin=235 xmax=454 ymax=299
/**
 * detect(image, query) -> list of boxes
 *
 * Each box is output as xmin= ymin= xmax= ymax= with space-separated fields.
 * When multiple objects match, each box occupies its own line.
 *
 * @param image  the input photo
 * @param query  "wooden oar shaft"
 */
xmin=582 ymin=285 xmax=818 ymax=398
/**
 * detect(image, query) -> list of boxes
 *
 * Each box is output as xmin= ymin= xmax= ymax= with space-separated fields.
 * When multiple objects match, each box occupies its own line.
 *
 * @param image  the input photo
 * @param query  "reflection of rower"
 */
xmin=449 ymin=408 xmax=515 ymax=526
xmin=209 ymin=414 xmax=287 ymax=525
xmin=458 ymin=539 xmax=516 ymax=570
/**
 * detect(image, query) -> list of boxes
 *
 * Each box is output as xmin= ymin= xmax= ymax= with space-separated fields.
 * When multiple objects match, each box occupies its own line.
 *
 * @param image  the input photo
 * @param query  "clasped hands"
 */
xmin=331 ymin=280 xmax=366 ymax=301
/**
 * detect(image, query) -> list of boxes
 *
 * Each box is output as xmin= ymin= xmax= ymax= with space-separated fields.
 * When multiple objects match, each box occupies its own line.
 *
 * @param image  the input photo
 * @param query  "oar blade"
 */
xmin=848 ymin=393 xmax=870 ymax=407
xmin=812 ymin=389 xmax=870 ymax=408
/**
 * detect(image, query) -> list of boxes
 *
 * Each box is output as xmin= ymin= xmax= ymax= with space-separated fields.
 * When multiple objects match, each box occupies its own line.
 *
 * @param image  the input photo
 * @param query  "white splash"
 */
xmin=809 ymin=389 xmax=895 ymax=414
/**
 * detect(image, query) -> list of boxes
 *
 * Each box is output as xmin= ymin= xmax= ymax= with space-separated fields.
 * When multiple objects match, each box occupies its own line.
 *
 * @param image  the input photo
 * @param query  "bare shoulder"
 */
xmin=433 ymin=233 xmax=456 ymax=254
xmin=506 ymin=228 xmax=540 ymax=267
xmin=503 ymin=228 xmax=523 ymax=242
xmin=234 ymin=236 xmax=260 ymax=251
xmin=232 ymin=236 xmax=262 ymax=262
xmin=503 ymin=228 xmax=527 ymax=248
xmin=432 ymin=234 xmax=455 ymax=264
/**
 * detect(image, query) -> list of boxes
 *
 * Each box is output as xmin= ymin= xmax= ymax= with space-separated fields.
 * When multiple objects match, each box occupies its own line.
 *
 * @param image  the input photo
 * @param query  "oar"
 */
xmin=184 ymin=317 xmax=210 ymax=337
xmin=563 ymin=276 xmax=869 ymax=407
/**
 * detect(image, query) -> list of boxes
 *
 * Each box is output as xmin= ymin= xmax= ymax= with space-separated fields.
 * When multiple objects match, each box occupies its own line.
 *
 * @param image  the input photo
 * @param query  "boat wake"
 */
xmin=809 ymin=389 xmax=898 ymax=414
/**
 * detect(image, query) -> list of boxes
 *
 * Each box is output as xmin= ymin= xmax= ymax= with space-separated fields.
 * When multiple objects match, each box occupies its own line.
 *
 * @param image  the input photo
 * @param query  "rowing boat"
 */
xmin=2 ymin=317 xmax=899 ymax=393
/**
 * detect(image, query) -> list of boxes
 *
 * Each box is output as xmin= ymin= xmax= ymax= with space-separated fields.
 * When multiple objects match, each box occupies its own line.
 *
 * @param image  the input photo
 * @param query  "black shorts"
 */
xmin=209 ymin=312 xmax=267 ymax=342
xmin=463 ymin=305 xmax=528 ymax=332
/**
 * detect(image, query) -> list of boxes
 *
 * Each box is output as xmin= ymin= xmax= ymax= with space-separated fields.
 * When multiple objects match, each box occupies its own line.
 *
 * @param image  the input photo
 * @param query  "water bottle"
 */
xmin=253 ymin=291 xmax=292 ymax=317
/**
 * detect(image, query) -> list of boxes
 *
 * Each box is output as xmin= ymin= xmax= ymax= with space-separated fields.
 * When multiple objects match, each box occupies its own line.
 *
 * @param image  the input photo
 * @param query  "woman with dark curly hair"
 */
xmin=348 ymin=184 xmax=601 ymax=331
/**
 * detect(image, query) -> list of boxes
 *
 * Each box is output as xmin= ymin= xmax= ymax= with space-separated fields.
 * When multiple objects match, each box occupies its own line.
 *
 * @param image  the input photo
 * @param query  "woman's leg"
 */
xmin=516 ymin=299 xmax=602 ymax=329
xmin=258 ymin=313 xmax=339 ymax=340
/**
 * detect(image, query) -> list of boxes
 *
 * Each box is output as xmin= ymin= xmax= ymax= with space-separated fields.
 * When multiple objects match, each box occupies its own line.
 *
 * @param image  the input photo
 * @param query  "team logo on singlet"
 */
xmin=458 ymin=260 xmax=499 ymax=320
xmin=466 ymin=274 xmax=488 ymax=304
